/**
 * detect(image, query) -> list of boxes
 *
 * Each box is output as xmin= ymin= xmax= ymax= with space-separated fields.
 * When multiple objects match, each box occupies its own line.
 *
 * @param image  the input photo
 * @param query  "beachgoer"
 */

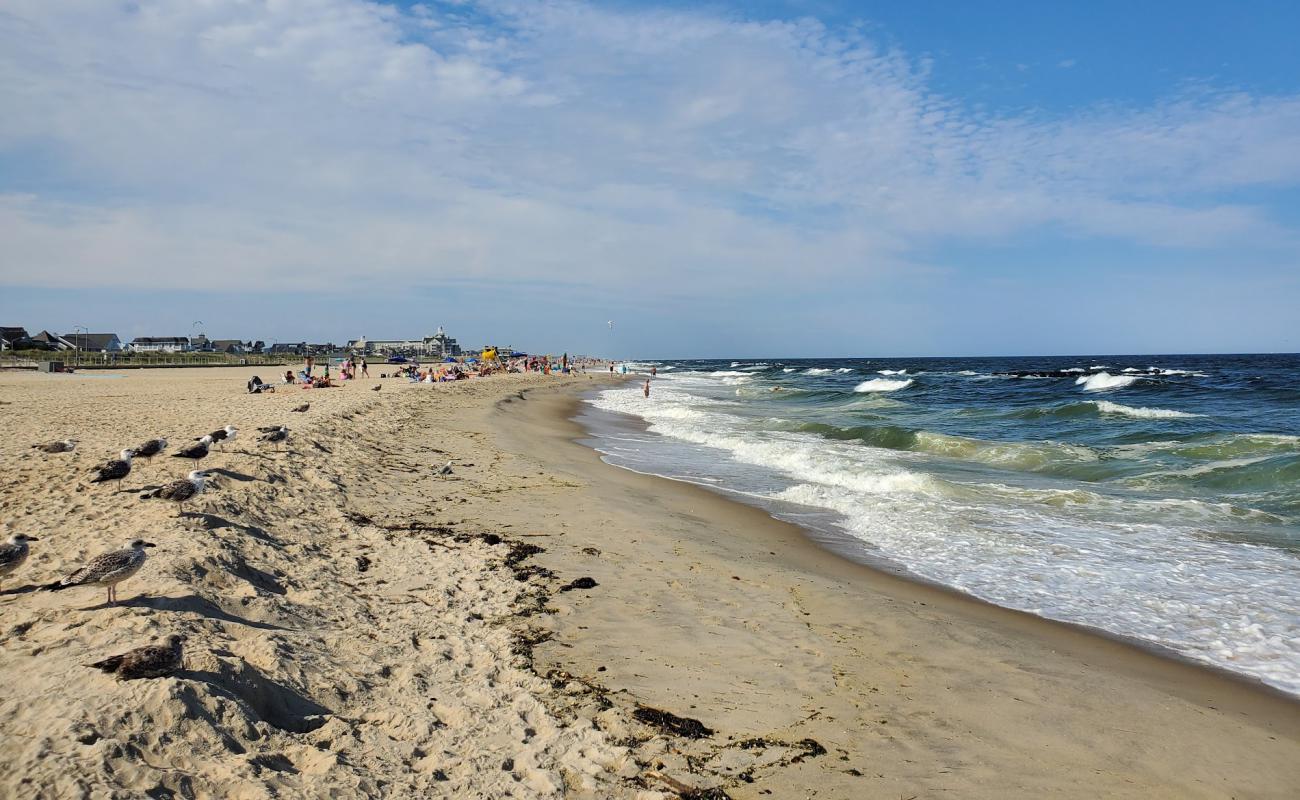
xmin=651 ymin=366 xmax=657 ymax=377
xmin=361 ymin=358 xmax=369 ymax=378
xmin=643 ymin=379 xmax=651 ymax=398
xmin=305 ymin=354 xmax=314 ymax=377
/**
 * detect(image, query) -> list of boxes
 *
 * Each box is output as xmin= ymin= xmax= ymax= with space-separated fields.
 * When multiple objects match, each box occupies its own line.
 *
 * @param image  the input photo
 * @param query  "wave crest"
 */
xmin=854 ymin=378 xmax=913 ymax=393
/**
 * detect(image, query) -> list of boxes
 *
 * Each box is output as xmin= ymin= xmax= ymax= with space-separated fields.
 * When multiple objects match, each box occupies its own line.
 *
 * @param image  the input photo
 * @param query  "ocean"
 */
xmin=578 ymin=354 xmax=1300 ymax=695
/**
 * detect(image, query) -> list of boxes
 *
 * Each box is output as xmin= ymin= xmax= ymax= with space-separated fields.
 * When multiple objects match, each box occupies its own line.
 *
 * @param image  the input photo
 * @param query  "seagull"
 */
xmin=200 ymin=425 xmax=237 ymax=449
xmin=32 ymin=440 xmax=76 ymax=453
xmin=87 ymin=634 xmax=185 ymax=680
xmin=130 ymin=437 xmax=168 ymax=463
xmin=371 ymin=384 xmax=382 ymax=392
xmin=42 ymin=538 xmax=156 ymax=605
xmin=140 ymin=470 xmax=208 ymax=514
xmin=90 ymin=450 xmax=134 ymax=489
xmin=171 ymin=435 xmax=212 ymax=463
xmin=291 ymin=403 xmax=310 ymax=413
xmin=436 ymin=459 xmax=456 ymax=477
xmin=258 ymin=426 xmax=289 ymax=449
xmin=0 ymin=533 xmax=38 ymax=591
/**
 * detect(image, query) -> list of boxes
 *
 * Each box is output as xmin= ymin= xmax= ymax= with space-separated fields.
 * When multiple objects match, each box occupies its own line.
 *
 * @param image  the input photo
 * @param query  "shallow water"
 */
xmin=582 ymin=354 xmax=1300 ymax=695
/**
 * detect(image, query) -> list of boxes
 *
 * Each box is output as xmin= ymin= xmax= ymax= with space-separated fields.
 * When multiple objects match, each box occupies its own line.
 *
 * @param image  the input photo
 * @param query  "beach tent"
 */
xmin=510 ymin=351 xmax=526 ymax=357
xmin=444 ymin=357 xmax=457 ymax=363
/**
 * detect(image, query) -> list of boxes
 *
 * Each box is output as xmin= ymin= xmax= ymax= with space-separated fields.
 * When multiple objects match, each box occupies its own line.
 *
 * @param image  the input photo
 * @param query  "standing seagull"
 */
xmin=172 ymin=435 xmax=212 ymax=464
xmin=90 ymin=450 xmax=134 ymax=489
xmin=371 ymin=384 xmax=382 ymax=392
xmin=0 ymin=533 xmax=38 ymax=591
xmin=42 ymin=539 xmax=156 ymax=605
xmin=32 ymin=440 xmax=76 ymax=453
xmin=258 ymin=426 xmax=289 ymax=449
xmin=131 ymin=437 xmax=168 ymax=464
xmin=87 ymin=634 xmax=185 ymax=680
xmin=139 ymin=470 xmax=208 ymax=515
xmin=291 ymin=403 xmax=310 ymax=413
xmin=201 ymin=425 xmax=238 ymax=450
xmin=436 ymin=459 xmax=456 ymax=478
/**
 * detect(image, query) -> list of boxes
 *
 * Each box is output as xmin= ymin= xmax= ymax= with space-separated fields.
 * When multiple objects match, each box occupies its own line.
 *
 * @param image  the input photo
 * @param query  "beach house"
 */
xmin=129 ymin=336 xmax=192 ymax=352
xmin=60 ymin=333 xmax=123 ymax=352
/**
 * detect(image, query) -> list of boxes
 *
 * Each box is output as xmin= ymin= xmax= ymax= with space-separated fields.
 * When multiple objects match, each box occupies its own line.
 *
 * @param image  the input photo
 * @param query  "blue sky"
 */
xmin=2 ymin=0 xmax=1298 ymax=357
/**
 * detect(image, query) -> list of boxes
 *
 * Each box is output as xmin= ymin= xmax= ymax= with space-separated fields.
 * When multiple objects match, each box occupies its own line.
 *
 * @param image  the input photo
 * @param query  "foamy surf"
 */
xmin=1076 ymin=372 xmax=1138 ymax=391
xmin=854 ymin=378 xmax=913 ymax=392
xmin=583 ymin=354 xmax=1300 ymax=696
xmin=1094 ymin=401 xmax=1200 ymax=419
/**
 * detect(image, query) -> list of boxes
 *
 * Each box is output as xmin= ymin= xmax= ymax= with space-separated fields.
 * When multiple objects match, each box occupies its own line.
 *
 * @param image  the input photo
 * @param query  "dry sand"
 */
xmin=1 ymin=366 xmax=1297 ymax=799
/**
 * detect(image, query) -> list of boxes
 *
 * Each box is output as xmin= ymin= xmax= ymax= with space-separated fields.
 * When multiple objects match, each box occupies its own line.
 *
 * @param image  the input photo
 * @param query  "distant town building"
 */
xmin=61 ymin=333 xmax=123 ymax=352
xmin=209 ymin=339 xmax=247 ymax=354
xmin=0 ymin=326 xmax=29 ymax=350
xmin=348 ymin=326 xmax=461 ymax=358
xmin=268 ymin=342 xmax=307 ymax=356
xmin=129 ymin=336 xmax=192 ymax=352
xmin=29 ymin=331 xmax=75 ymax=350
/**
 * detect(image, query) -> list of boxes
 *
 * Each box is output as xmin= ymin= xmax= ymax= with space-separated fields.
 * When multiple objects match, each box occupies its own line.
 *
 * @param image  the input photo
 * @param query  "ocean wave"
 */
xmin=783 ymin=367 xmax=797 ymax=373
xmin=804 ymin=368 xmax=834 ymax=375
xmin=877 ymin=369 xmax=908 ymax=375
xmin=1093 ymin=401 xmax=1200 ymax=419
xmin=708 ymin=370 xmax=751 ymax=377
xmin=855 ymin=378 xmax=913 ymax=393
xmin=835 ymin=368 xmax=855 ymax=373
xmin=1076 ymin=372 xmax=1138 ymax=392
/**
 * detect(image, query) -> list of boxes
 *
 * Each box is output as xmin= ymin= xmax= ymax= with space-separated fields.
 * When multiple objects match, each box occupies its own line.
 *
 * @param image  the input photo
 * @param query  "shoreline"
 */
xmin=496 ymin=382 xmax=1300 ymax=797
xmin=571 ymin=388 xmax=1300 ymax=701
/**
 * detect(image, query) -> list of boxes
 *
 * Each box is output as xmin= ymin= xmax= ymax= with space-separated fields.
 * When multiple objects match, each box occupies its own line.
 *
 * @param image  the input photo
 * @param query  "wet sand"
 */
xmin=497 ymin=383 xmax=1300 ymax=799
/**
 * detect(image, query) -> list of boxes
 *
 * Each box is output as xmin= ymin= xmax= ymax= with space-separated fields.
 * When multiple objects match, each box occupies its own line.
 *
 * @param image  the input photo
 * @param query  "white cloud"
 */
xmin=0 ymin=0 xmax=1298 ymax=294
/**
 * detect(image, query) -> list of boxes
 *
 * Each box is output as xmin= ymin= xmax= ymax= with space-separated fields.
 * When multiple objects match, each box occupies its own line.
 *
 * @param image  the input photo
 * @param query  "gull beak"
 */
xmin=142 ymin=541 xmax=157 ymax=548
xmin=26 ymin=536 xmax=39 ymax=541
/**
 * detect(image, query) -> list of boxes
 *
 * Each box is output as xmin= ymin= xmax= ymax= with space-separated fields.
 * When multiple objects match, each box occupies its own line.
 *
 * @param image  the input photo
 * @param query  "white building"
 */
xmin=349 ymin=327 xmax=462 ymax=358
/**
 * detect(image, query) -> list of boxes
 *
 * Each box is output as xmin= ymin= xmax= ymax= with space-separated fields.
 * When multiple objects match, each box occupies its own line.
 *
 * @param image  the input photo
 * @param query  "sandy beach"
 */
xmin=1 ymin=367 xmax=1298 ymax=799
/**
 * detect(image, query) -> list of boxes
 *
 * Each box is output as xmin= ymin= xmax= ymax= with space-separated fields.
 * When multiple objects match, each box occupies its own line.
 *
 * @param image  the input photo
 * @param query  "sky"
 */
xmin=1 ymin=0 xmax=1298 ymax=358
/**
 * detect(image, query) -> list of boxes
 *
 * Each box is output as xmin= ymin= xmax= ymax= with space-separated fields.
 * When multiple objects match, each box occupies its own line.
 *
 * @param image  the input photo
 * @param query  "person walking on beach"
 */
xmin=361 ymin=358 xmax=369 ymax=378
xmin=644 ymin=379 xmax=651 ymax=398
xmin=305 ymin=354 xmax=314 ymax=377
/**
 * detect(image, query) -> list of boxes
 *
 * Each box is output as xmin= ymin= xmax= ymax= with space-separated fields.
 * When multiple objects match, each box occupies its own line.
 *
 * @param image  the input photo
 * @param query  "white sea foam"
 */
xmin=835 ymin=368 xmax=854 ymax=373
xmin=957 ymin=370 xmax=978 ymax=376
xmin=1076 ymin=372 xmax=1138 ymax=392
xmin=1094 ymin=401 xmax=1200 ymax=419
xmin=878 ymin=369 xmax=908 ymax=375
xmin=804 ymin=368 xmax=833 ymax=375
xmin=783 ymin=368 xmax=797 ymax=373
xmin=854 ymin=378 xmax=913 ymax=392
xmin=585 ymin=380 xmax=1300 ymax=696
xmin=708 ymin=370 xmax=750 ymax=377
